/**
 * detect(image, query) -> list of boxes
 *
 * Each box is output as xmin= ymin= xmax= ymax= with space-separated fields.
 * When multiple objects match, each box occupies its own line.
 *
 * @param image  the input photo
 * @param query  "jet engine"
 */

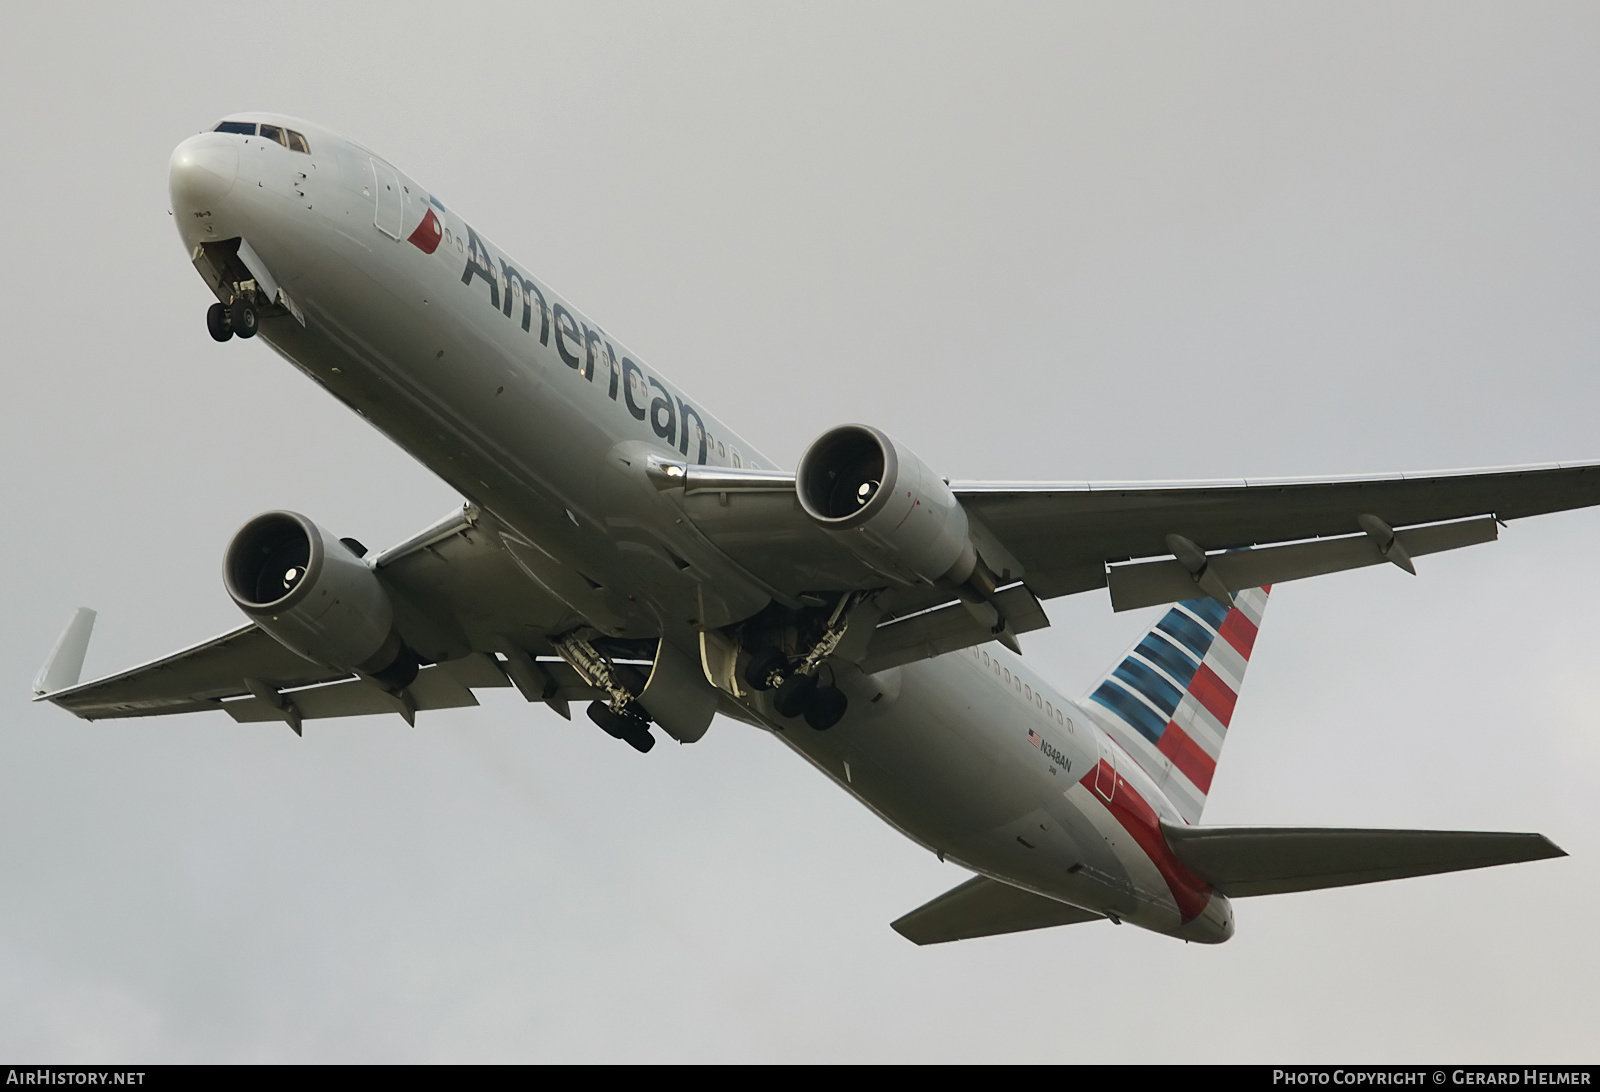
xmin=224 ymin=510 xmax=418 ymax=689
xmin=796 ymin=424 xmax=976 ymax=587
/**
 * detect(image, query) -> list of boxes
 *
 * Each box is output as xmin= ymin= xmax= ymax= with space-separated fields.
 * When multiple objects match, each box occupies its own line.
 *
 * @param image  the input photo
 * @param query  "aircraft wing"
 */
xmin=38 ymin=506 xmax=597 ymax=727
xmin=953 ymin=461 xmax=1600 ymax=604
xmin=674 ymin=460 xmax=1600 ymax=612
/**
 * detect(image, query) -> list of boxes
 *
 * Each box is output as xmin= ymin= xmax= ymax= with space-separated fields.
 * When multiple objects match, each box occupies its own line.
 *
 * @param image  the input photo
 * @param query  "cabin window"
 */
xmin=286 ymin=130 xmax=311 ymax=153
xmin=717 ymin=441 xmax=726 ymax=458
xmin=731 ymin=450 xmax=742 ymax=468
xmin=259 ymin=124 xmax=288 ymax=147
xmin=214 ymin=121 xmax=256 ymax=135
xmin=1002 ymin=669 xmax=1011 ymax=684
xmin=1024 ymin=685 xmax=1032 ymax=701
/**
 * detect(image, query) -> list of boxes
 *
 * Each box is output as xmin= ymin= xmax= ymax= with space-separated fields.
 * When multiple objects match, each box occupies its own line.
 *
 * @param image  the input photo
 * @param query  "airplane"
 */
xmin=31 ymin=112 xmax=1596 ymax=946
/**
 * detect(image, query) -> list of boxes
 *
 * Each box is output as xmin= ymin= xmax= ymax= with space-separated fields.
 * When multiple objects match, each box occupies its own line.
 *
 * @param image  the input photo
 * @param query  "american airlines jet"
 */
xmin=34 ymin=114 xmax=1593 ymax=945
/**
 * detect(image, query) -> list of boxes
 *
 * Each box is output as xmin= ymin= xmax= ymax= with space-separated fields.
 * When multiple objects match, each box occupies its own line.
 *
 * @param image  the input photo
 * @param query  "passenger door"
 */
xmin=372 ymin=158 xmax=403 ymax=239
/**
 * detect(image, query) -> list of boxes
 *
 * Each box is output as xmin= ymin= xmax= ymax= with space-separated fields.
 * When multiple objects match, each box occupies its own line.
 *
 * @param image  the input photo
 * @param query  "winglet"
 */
xmin=33 ymin=608 xmax=97 ymax=697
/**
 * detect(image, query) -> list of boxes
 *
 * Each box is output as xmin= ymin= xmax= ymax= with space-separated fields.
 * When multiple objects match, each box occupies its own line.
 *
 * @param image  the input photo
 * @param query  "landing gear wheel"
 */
xmin=587 ymin=702 xmax=655 ymax=753
xmin=804 ymin=685 xmax=848 ymax=730
xmin=229 ymin=296 xmax=259 ymax=339
xmin=743 ymin=649 xmax=789 ymax=692
xmin=773 ymin=673 xmax=817 ymax=718
xmin=587 ymin=702 xmax=631 ymax=738
xmin=206 ymin=302 xmax=233 ymax=342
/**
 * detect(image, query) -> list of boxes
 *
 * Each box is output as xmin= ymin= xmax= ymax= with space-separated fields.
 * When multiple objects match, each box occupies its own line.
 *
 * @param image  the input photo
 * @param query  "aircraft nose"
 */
xmin=169 ymin=133 xmax=238 ymax=212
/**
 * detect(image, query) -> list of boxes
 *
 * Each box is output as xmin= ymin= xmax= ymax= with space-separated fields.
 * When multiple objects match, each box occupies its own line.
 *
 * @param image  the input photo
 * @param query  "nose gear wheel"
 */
xmin=206 ymin=302 xmax=233 ymax=342
xmin=229 ymin=296 xmax=259 ymax=338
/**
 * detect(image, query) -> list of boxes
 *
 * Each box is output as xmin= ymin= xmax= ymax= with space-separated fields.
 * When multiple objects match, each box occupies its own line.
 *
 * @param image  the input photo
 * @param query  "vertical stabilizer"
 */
xmin=1084 ymin=587 xmax=1269 ymax=823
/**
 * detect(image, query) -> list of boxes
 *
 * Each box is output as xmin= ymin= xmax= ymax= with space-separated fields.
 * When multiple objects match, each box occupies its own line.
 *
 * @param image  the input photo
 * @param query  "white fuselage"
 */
xmin=168 ymin=115 xmax=1233 ymax=943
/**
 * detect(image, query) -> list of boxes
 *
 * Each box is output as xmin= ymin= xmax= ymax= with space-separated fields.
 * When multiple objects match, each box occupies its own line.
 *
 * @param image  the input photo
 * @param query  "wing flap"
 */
xmin=1107 ymin=516 xmax=1499 ymax=611
xmin=857 ymin=584 xmax=1049 ymax=673
xmin=890 ymin=875 xmax=1103 ymax=945
xmin=220 ymin=656 xmax=603 ymax=724
xmin=1162 ymin=822 xmax=1566 ymax=898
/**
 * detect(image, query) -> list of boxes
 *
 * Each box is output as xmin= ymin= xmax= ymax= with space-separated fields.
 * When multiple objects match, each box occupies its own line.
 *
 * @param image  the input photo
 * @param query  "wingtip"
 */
xmin=1535 ymin=834 xmax=1568 ymax=860
xmin=33 ymin=607 xmax=97 ymax=697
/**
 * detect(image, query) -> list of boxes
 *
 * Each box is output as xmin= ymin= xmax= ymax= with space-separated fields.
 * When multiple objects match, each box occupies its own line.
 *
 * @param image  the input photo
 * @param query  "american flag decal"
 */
xmin=1027 ymin=728 xmax=1043 ymax=748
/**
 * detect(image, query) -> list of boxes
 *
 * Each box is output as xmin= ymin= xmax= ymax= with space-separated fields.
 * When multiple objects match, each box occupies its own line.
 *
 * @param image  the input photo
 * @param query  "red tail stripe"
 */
xmin=1187 ymin=665 xmax=1238 ymax=726
xmin=1157 ymin=722 xmax=1216 ymax=793
xmin=1218 ymin=609 xmax=1259 ymax=659
xmin=1080 ymin=761 xmax=1211 ymax=922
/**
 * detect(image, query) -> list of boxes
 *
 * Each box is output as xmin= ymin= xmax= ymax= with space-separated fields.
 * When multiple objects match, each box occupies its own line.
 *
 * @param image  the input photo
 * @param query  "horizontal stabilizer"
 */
xmin=1162 ymin=822 xmax=1565 ymax=897
xmin=891 ymin=875 xmax=1102 ymax=945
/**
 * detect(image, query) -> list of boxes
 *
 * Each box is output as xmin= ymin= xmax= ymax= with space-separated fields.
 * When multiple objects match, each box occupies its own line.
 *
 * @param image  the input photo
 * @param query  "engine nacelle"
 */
xmin=224 ymin=511 xmax=418 ymax=689
xmin=796 ymin=424 xmax=976 ymax=587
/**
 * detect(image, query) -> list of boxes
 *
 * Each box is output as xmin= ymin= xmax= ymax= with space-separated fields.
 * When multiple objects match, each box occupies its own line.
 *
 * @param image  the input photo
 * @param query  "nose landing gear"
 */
xmin=206 ymin=302 xmax=233 ymax=342
xmin=229 ymin=296 xmax=259 ymax=338
xmin=204 ymin=292 xmax=262 ymax=343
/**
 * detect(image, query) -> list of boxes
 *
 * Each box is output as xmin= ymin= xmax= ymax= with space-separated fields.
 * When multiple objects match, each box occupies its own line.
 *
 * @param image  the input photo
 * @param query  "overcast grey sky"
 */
xmin=3 ymin=2 xmax=1598 ymax=1062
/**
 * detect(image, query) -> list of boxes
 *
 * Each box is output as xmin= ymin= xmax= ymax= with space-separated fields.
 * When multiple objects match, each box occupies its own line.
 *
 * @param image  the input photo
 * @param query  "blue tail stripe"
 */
xmin=1183 ymin=596 xmax=1230 ymax=630
xmin=1157 ymin=610 xmax=1215 ymax=660
xmin=1134 ymin=632 xmax=1200 ymax=687
xmin=1090 ymin=680 xmax=1167 ymax=744
xmin=1112 ymin=659 xmax=1183 ymax=717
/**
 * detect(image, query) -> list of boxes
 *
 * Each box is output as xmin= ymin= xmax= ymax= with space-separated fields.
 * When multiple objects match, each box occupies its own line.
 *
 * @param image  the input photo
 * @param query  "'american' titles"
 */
xmin=456 ymin=223 xmax=711 ymax=464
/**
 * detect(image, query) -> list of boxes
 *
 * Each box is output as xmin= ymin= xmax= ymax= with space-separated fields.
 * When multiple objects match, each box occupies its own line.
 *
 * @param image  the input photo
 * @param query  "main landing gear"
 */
xmin=205 ymin=296 xmax=260 ymax=343
xmin=743 ymin=593 xmax=861 ymax=731
xmin=556 ymin=636 xmax=656 ymax=753
xmin=587 ymin=701 xmax=655 ymax=753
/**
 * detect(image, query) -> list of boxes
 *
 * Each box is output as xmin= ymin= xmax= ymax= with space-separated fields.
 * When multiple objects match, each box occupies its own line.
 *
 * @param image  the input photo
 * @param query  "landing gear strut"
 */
xmin=555 ymin=635 xmax=656 ymax=753
xmin=751 ymin=592 xmax=864 ymax=731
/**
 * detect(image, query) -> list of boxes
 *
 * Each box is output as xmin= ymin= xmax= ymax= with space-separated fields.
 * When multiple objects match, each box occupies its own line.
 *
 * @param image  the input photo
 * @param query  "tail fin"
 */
xmin=1084 ymin=587 xmax=1270 ymax=823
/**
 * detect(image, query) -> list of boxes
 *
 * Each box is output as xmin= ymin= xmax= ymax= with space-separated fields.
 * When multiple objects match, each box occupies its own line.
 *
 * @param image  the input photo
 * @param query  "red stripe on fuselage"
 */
xmin=1156 ymin=721 xmax=1216 ymax=794
xmin=1218 ymin=609 xmax=1259 ymax=659
xmin=1082 ymin=760 xmax=1211 ymax=922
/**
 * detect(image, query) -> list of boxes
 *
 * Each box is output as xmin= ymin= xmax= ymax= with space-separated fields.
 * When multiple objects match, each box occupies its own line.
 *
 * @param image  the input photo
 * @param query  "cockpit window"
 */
xmin=286 ymin=130 xmax=310 ymax=154
xmin=214 ymin=120 xmax=256 ymax=136
xmin=259 ymin=124 xmax=288 ymax=147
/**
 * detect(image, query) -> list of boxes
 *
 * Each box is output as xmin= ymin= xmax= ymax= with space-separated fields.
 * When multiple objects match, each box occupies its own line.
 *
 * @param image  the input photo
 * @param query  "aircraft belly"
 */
xmin=753 ymin=647 xmax=1223 ymax=936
